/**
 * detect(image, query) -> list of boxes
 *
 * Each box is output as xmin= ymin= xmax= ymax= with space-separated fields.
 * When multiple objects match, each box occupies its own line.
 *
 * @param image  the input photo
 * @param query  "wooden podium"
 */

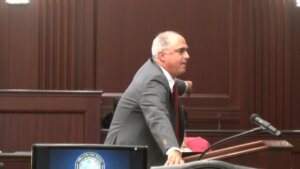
xmin=184 ymin=140 xmax=293 ymax=169
xmin=0 ymin=140 xmax=293 ymax=169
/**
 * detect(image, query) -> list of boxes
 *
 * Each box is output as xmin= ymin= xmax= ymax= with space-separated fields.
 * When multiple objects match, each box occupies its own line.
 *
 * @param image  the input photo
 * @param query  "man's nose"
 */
xmin=185 ymin=52 xmax=190 ymax=59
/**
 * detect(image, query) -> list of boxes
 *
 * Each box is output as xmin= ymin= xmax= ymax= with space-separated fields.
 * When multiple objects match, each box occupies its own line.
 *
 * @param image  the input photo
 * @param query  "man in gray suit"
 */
xmin=105 ymin=31 xmax=192 ymax=168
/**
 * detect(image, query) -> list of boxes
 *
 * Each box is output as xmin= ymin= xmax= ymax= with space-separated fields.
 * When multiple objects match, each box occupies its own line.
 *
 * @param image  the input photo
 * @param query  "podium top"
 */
xmin=150 ymin=159 xmax=257 ymax=169
xmin=184 ymin=140 xmax=293 ymax=162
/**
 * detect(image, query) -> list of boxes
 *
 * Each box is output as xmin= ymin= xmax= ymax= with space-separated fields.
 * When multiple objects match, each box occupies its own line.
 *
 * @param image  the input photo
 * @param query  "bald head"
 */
xmin=151 ymin=31 xmax=183 ymax=61
xmin=151 ymin=31 xmax=190 ymax=77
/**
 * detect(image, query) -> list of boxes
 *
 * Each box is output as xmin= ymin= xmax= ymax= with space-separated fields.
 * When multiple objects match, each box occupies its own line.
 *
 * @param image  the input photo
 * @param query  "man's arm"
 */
xmin=175 ymin=79 xmax=193 ymax=96
xmin=139 ymin=78 xmax=179 ymax=151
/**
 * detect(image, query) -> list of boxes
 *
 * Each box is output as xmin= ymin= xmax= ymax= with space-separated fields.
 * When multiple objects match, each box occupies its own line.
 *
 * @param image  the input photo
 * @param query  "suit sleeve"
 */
xmin=175 ymin=78 xmax=187 ymax=96
xmin=139 ymin=77 xmax=179 ymax=153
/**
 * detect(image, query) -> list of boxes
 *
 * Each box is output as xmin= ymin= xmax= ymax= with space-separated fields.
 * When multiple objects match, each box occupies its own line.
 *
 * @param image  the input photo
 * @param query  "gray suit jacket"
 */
xmin=104 ymin=58 xmax=187 ymax=168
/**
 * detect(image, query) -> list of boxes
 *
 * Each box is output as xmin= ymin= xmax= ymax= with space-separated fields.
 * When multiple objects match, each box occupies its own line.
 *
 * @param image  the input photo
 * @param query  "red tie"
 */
xmin=172 ymin=85 xmax=179 ymax=141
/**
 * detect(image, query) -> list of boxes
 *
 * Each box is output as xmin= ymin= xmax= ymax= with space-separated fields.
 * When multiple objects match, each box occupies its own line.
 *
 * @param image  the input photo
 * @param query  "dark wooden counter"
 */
xmin=0 ymin=90 xmax=103 ymax=152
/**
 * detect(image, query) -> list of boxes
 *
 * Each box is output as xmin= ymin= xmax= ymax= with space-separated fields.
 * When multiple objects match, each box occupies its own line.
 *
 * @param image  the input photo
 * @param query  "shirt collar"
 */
xmin=158 ymin=65 xmax=175 ymax=92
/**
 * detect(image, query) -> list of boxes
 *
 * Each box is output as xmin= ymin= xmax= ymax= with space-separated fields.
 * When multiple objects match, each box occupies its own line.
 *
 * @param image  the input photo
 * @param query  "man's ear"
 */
xmin=157 ymin=52 xmax=166 ymax=62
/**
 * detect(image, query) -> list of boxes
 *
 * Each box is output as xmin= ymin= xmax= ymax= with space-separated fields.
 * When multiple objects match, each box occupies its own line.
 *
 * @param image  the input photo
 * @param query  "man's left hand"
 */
xmin=185 ymin=81 xmax=193 ymax=96
xmin=164 ymin=150 xmax=185 ymax=166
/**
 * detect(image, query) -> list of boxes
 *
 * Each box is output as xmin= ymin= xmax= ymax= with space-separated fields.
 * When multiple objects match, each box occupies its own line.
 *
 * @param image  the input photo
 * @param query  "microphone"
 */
xmin=197 ymin=113 xmax=281 ymax=160
xmin=250 ymin=114 xmax=281 ymax=136
xmin=198 ymin=127 xmax=263 ymax=160
xmin=217 ymin=113 xmax=221 ymax=130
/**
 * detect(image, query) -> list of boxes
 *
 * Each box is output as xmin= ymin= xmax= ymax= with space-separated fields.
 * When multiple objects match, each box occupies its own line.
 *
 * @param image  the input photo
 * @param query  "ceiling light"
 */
xmin=6 ymin=0 xmax=29 ymax=4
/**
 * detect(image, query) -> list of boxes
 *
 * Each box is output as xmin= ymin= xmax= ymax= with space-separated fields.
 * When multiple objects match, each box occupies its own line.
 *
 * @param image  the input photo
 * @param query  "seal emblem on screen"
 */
xmin=75 ymin=152 xmax=105 ymax=169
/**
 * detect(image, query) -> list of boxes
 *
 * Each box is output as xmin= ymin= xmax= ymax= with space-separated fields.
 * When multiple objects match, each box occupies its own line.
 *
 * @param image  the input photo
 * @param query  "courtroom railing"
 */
xmin=0 ymin=89 xmax=103 ymax=152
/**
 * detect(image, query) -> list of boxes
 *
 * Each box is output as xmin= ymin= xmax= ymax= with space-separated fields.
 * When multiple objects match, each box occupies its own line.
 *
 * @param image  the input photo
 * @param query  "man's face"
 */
xmin=161 ymin=35 xmax=190 ymax=77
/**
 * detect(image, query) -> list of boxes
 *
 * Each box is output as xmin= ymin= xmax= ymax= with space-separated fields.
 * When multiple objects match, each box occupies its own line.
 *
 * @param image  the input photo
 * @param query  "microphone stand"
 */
xmin=198 ymin=127 xmax=263 ymax=160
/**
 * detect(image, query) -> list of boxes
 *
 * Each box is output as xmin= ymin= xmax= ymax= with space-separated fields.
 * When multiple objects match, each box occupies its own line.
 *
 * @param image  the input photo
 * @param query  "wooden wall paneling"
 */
xmin=186 ymin=0 xmax=231 ymax=95
xmin=0 ymin=0 xmax=96 ymax=90
xmin=38 ymin=0 xmax=80 ymax=89
xmin=282 ymin=1 xmax=293 ymax=130
xmin=0 ymin=90 xmax=102 ymax=152
xmin=182 ymin=0 xmax=254 ymax=129
xmin=267 ymin=0 xmax=289 ymax=129
xmin=291 ymin=4 xmax=300 ymax=129
xmin=96 ymin=0 xmax=153 ymax=92
xmin=74 ymin=0 xmax=96 ymax=90
xmin=231 ymin=0 xmax=253 ymax=128
xmin=95 ymin=0 xmax=211 ymax=92
xmin=96 ymin=0 xmax=254 ymax=129
xmin=251 ymin=0 xmax=294 ymax=129
xmin=282 ymin=0 xmax=293 ymax=129
xmin=0 ymin=1 xmax=39 ymax=89
xmin=0 ymin=1 xmax=8 ymax=88
xmin=0 ymin=0 xmax=299 ymax=130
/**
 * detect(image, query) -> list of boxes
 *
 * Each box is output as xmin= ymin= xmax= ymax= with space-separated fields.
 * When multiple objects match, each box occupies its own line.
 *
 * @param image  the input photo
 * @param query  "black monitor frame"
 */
xmin=32 ymin=143 xmax=147 ymax=169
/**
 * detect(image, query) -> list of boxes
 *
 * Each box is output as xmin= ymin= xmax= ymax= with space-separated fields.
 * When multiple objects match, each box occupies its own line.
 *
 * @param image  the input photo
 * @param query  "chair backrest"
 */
xmin=0 ymin=162 xmax=4 ymax=169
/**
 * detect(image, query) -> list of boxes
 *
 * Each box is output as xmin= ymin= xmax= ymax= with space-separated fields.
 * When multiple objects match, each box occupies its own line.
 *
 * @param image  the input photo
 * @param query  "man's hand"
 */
xmin=185 ymin=81 xmax=193 ymax=96
xmin=164 ymin=150 xmax=184 ymax=166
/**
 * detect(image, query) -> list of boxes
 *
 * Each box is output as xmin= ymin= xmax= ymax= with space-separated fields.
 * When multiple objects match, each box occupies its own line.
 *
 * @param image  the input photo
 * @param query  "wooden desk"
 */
xmin=101 ymin=129 xmax=300 ymax=168
xmin=0 ymin=152 xmax=31 ymax=169
xmin=185 ymin=129 xmax=300 ymax=168
xmin=184 ymin=140 xmax=293 ymax=169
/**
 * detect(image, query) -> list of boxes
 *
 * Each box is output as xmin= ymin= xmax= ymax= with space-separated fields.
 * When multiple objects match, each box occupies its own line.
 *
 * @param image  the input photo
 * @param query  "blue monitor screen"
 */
xmin=32 ymin=144 xmax=147 ymax=169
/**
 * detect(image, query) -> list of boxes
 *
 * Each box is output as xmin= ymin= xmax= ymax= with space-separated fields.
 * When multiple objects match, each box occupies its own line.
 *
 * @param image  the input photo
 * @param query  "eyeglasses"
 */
xmin=174 ymin=47 xmax=188 ymax=55
xmin=164 ymin=47 xmax=188 ymax=55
